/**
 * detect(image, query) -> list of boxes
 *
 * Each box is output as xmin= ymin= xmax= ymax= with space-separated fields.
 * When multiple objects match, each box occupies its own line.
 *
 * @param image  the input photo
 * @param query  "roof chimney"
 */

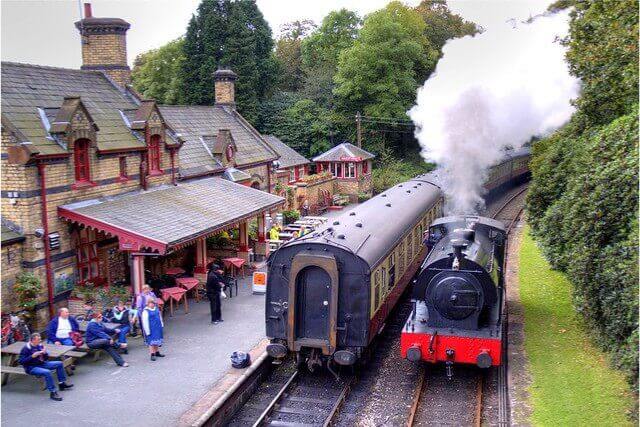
xmin=214 ymin=69 xmax=238 ymax=108
xmin=75 ymin=4 xmax=131 ymax=88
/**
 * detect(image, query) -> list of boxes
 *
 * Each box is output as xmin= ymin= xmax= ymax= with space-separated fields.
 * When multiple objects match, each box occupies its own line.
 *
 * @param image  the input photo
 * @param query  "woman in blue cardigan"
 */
xmin=141 ymin=298 xmax=165 ymax=361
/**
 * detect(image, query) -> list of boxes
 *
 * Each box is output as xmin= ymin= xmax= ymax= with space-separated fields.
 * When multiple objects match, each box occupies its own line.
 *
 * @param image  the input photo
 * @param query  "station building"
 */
xmin=0 ymin=5 xmax=284 ymax=324
xmin=313 ymin=142 xmax=375 ymax=202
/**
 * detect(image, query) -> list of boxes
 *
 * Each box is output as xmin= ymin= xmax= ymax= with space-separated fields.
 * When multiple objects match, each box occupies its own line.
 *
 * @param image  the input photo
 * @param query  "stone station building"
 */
xmin=0 ymin=4 xmax=284 ymax=325
xmin=313 ymin=142 xmax=375 ymax=202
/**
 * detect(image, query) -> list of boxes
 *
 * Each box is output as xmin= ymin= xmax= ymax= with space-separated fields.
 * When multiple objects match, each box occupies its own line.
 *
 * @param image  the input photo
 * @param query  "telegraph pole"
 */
xmin=356 ymin=112 xmax=362 ymax=148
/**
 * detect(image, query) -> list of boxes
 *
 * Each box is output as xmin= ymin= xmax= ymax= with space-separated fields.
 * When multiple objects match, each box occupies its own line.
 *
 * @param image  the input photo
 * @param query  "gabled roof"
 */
xmin=1 ymin=62 xmax=145 ymax=155
xmin=159 ymin=105 xmax=279 ymax=178
xmin=312 ymin=142 xmax=375 ymax=162
xmin=58 ymin=177 xmax=284 ymax=253
xmin=263 ymin=135 xmax=309 ymax=169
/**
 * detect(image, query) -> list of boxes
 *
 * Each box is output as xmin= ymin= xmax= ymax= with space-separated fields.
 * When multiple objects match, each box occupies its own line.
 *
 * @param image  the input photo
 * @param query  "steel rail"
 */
xmin=323 ymin=376 xmax=356 ymax=427
xmin=474 ymin=373 xmax=484 ymax=427
xmin=406 ymin=366 xmax=425 ymax=427
xmin=492 ymin=184 xmax=529 ymax=221
xmin=251 ymin=370 xmax=298 ymax=427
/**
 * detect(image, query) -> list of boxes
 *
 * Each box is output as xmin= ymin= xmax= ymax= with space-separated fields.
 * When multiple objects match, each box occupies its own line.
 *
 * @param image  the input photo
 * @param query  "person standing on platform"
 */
xmin=302 ymin=199 xmax=310 ymax=217
xmin=206 ymin=263 xmax=224 ymax=324
xmin=141 ymin=298 xmax=165 ymax=361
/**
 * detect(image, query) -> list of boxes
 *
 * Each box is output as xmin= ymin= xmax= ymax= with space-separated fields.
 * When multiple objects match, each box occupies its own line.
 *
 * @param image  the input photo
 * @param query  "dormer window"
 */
xmin=73 ymin=138 xmax=91 ymax=184
xmin=148 ymin=134 xmax=162 ymax=175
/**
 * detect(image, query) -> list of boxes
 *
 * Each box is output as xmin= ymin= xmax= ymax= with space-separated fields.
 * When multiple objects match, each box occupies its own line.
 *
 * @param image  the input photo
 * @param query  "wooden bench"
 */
xmin=1 ymin=365 xmax=56 ymax=390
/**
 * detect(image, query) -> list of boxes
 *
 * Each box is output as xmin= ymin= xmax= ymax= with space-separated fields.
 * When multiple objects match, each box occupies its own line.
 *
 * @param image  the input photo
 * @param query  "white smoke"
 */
xmin=409 ymin=7 xmax=580 ymax=214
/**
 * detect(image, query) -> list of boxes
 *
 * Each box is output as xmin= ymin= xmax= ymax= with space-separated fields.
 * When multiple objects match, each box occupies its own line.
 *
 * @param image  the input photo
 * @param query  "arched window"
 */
xmin=147 ymin=134 xmax=162 ymax=174
xmin=74 ymin=138 xmax=91 ymax=183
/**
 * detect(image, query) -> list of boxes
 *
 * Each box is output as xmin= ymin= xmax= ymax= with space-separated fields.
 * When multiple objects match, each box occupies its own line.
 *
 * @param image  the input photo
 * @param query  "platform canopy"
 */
xmin=58 ymin=177 xmax=284 ymax=254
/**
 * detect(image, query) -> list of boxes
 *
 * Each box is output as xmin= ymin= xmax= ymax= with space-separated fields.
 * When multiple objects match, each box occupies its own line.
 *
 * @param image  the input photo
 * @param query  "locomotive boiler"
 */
xmin=401 ymin=215 xmax=507 ymax=375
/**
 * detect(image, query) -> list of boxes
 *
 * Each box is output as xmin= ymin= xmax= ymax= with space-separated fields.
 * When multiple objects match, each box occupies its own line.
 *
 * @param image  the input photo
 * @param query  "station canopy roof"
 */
xmin=58 ymin=177 xmax=284 ymax=254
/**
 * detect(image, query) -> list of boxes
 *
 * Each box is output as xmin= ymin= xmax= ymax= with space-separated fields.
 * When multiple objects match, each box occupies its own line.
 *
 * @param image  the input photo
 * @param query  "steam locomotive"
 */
xmin=400 ymin=216 xmax=506 ymax=376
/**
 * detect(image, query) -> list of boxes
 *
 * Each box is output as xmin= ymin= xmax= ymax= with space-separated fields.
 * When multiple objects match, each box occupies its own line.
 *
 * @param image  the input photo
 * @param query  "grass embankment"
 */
xmin=518 ymin=226 xmax=633 ymax=426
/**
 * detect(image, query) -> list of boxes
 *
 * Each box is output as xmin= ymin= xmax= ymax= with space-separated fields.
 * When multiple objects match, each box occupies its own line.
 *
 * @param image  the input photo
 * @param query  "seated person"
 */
xmin=19 ymin=333 xmax=73 ymax=401
xmin=111 ymin=300 xmax=132 ymax=354
xmin=85 ymin=312 xmax=129 ymax=367
xmin=46 ymin=307 xmax=80 ymax=346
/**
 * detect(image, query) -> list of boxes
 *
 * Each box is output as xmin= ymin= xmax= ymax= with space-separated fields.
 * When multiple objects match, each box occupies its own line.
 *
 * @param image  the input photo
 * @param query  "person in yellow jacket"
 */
xmin=269 ymin=225 xmax=280 ymax=241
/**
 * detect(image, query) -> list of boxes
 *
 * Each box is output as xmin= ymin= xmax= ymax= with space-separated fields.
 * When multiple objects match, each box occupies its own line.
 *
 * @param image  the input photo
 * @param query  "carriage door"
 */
xmin=288 ymin=252 xmax=339 ymax=355
xmin=296 ymin=266 xmax=331 ymax=340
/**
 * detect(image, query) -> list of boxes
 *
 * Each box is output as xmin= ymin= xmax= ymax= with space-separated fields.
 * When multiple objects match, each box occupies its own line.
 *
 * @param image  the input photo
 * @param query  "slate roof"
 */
xmin=1 ymin=62 xmax=144 ymax=155
xmin=58 ymin=177 xmax=284 ymax=252
xmin=159 ymin=105 xmax=279 ymax=178
xmin=312 ymin=142 xmax=375 ymax=162
xmin=263 ymin=135 xmax=309 ymax=169
xmin=1 ymin=221 xmax=25 ymax=246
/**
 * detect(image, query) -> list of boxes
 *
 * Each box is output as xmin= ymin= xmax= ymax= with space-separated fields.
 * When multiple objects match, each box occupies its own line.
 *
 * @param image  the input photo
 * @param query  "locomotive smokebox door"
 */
xmin=287 ymin=252 xmax=339 ymax=355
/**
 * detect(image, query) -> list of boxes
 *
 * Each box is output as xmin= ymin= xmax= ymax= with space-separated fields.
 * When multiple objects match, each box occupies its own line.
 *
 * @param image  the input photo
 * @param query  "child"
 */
xmin=141 ymin=298 xmax=164 ymax=361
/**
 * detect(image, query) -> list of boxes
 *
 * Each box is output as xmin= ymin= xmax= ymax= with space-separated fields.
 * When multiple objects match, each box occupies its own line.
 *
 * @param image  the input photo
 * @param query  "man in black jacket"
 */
xmin=19 ymin=333 xmax=73 ymax=401
xmin=206 ymin=264 xmax=225 ymax=324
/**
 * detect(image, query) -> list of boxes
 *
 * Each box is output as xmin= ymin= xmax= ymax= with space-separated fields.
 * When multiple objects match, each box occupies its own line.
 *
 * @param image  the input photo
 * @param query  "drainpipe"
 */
xmin=266 ymin=163 xmax=272 ymax=193
xmin=37 ymin=161 xmax=55 ymax=319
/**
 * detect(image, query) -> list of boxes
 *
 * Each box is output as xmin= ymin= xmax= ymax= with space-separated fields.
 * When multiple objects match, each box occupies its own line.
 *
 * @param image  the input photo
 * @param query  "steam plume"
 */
xmin=409 ymin=8 xmax=580 ymax=214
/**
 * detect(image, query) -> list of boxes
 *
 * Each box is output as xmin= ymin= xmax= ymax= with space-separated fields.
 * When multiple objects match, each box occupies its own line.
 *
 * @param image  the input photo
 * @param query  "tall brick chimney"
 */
xmin=214 ymin=69 xmax=238 ymax=107
xmin=75 ymin=3 xmax=131 ymax=87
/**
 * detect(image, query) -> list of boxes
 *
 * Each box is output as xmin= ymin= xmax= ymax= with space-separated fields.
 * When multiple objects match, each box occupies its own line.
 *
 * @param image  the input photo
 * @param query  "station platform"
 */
xmin=1 ymin=272 xmax=268 ymax=427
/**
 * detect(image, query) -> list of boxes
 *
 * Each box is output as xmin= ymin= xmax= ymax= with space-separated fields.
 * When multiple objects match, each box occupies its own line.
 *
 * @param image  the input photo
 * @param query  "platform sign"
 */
xmin=252 ymin=271 xmax=267 ymax=294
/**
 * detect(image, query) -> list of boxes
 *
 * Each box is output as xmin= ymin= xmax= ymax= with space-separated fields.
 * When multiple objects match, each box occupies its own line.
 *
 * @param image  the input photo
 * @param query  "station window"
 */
xmin=147 ymin=134 xmax=162 ymax=174
xmin=345 ymin=162 xmax=356 ymax=178
xmin=76 ymin=228 xmax=99 ymax=284
xmin=73 ymin=138 xmax=91 ymax=183
xmin=118 ymin=156 xmax=128 ymax=181
xmin=289 ymin=168 xmax=295 ymax=183
xmin=362 ymin=161 xmax=368 ymax=174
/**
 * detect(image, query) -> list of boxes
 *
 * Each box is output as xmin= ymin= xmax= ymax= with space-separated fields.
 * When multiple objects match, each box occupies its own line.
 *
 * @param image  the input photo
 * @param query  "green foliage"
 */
xmin=357 ymin=192 xmax=371 ymax=203
xmin=97 ymin=285 xmax=131 ymax=308
xmin=282 ymin=209 xmax=300 ymax=224
xmin=178 ymin=0 xmax=277 ymax=122
xmin=526 ymin=0 xmax=638 ymax=393
xmin=131 ymin=38 xmax=185 ymax=104
xmin=13 ymin=273 xmax=41 ymax=312
xmin=563 ymin=0 xmax=638 ymax=127
xmin=71 ymin=282 xmax=99 ymax=304
xmin=414 ymin=0 xmax=479 ymax=52
xmin=372 ymin=148 xmax=433 ymax=194
xmin=274 ymin=20 xmax=316 ymax=92
xmin=334 ymin=2 xmax=438 ymax=119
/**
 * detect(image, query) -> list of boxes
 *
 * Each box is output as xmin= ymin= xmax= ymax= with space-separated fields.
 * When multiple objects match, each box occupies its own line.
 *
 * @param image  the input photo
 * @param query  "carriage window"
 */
xmin=374 ymin=271 xmax=380 ymax=309
xmin=381 ymin=267 xmax=387 ymax=295
xmin=388 ymin=254 xmax=396 ymax=289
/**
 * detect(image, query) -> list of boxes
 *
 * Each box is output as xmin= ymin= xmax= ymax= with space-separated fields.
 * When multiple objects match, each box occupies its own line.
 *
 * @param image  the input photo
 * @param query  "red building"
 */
xmin=313 ymin=142 xmax=375 ymax=202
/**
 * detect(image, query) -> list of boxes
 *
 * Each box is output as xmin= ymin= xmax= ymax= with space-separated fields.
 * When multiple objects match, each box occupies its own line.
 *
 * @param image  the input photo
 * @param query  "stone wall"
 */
xmin=294 ymin=175 xmax=335 ymax=214
xmin=239 ymin=163 xmax=270 ymax=191
xmin=335 ymin=174 xmax=373 ymax=203
xmin=1 ymin=242 xmax=23 ymax=312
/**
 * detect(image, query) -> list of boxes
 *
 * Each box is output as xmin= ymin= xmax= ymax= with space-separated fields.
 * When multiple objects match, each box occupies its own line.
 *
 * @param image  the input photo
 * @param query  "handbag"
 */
xmin=69 ymin=331 xmax=84 ymax=347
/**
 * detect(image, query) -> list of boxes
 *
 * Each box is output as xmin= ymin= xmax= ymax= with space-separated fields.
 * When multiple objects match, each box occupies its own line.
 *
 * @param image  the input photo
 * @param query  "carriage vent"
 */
xmin=386 ymin=203 xmax=391 ymax=207
xmin=337 ymin=234 xmax=346 ymax=239
xmin=355 ymin=223 xmax=363 ymax=228
xmin=333 ymin=221 xmax=340 ymax=225
xmin=349 ymin=212 xmax=356 ymax=216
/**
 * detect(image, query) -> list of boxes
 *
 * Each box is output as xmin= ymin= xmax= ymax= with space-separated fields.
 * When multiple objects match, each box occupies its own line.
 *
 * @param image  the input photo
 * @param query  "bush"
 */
xmin=527 ymin=109 xmax=639 ymax=391
xmin=13 ymin=273 xmax=41 ymax=313
xmin=282 ymin=209 xmax=300 ymax=224
xmin=372 ymin=148 xmax=433 ymax=194
xmin=357 ymin=192 xmax=371 ymax=203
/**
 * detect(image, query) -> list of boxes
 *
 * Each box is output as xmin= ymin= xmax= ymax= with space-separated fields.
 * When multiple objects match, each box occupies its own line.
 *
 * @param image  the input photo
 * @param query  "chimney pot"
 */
xmin=214 ymin=68 xmax=238 ymax=107
xmin=84 ymin=3 xmax=92 ymax=18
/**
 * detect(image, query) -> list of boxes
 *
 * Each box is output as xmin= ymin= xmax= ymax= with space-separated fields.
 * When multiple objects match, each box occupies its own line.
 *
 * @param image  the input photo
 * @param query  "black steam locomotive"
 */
xmin=401 ymin=216 xmax=506 ymax=375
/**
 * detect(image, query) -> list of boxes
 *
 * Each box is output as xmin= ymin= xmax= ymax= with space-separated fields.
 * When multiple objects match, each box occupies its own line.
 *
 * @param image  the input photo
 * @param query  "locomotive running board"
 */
xmin=287 ymin=251 xmax=339 ymax=356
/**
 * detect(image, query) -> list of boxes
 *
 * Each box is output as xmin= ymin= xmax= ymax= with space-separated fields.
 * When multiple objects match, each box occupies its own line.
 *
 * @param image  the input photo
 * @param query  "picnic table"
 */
xmin=160 ymin=287 xmax=189 ymax=316
xmin=175 ymin=277 xmax=201 ymax=302
xmin=1 ymin=342 xmax=76 ymax=385
xmin=165 ymin=267 xmax=185 ymax=276
xmin=78 ymin=320 xmax=120 ymax=332
xmin=222 ymin=257 xmax=246 ymax=278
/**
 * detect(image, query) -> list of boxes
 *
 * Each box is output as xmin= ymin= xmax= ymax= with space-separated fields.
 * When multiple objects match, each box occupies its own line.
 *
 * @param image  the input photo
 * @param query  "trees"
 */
xmin=414 ymin=0 xmax=479 ymax=53
xmin=334 ymin=2 xmax=438 ymax=120
xmin=526 ymin=0 xmax=639 ymax=390
xmin=178 ymin=0 xmax=277 ymax=122
xmin=131 ymin=38 xmax=185 ymax=104
xmin=274 ymin=20 xmax=316 ymax=92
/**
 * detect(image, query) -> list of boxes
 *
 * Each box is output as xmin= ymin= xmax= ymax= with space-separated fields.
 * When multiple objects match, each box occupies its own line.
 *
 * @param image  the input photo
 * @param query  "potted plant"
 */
xmin=13 ymin=272 xmax=41 ymax=327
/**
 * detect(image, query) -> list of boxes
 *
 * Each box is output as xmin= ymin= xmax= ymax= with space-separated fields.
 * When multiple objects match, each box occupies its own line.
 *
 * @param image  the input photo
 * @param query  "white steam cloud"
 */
xmin=409 ymin=8 xmax=580 ymax=214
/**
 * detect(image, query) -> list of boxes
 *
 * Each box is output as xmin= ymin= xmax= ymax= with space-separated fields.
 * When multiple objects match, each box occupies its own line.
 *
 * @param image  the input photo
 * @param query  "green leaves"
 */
xmin=131 ymin=38 xmax=185 ymax=104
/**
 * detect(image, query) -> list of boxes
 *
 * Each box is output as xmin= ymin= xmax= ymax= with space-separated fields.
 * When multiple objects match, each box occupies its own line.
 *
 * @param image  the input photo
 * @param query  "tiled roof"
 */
xmin=312 ymin=142 xmax=375 ymax=162
xmin=159 ymin=105 xmax=279 ymax=178
xmin=0 ymin=218 xmax=24 ymax=245
xmin=58 ymin=177 xmax=284 ymax=251
xmin=1 ymin=62 xmax=144 ymax=155
xmin=263 ymin=135 xmax=309 ymax=169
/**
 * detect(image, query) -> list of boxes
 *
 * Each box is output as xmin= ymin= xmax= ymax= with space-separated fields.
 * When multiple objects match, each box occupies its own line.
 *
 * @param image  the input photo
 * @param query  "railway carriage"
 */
xmin=265 ymin=177 xmax=444 ymax=370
